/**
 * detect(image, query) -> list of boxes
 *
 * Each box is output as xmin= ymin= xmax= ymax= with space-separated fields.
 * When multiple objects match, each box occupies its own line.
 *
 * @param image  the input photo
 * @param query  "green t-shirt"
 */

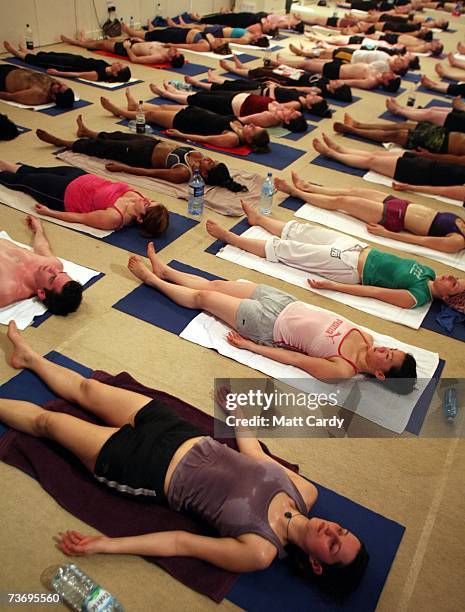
xmin=362 ymin=249 xmax=435 ymax=308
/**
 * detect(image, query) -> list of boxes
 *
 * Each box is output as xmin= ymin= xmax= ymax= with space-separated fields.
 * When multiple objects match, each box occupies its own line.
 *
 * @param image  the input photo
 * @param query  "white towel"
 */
xmin=293 ymin=202 xmax=465 ymax=271
xmin=0 ymin=95 xmax=80 ymax=111
xmin=77 ymin=77 xmax=140 ymax=88
xmin=0 ymin=184 xmax=112 ymax=238
xmin=0 ymin=231 xmax=100 ymax=329
xmin=290 ymin=4 xmax=315 ymax=15
xmin=180 ymin=48 xmax=248 ymax=60
xmin=363 ymin=170 xmax=463 ymax=208
xmin=214 ymin=226 xmax=429 ymax=329
xmin=230 ymin=43 xmax=282 ymax=52
xmin=179 ymin=306 xmax=439 ymax=434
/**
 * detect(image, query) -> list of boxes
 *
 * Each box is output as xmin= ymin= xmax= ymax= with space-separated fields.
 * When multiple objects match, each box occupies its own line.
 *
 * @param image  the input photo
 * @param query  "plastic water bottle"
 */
xmin=442 ymin=387 xmax=458 ymax=421
xmin=43 ymin=563 xmax=124 ymax=611
xmin=25 ymin=24 xmax=34 ymax=50
xmin=188 ymin=169 xmax=205 ymax=215
xmin=129 ymin=15 xmax=135 ymax=29
xmin=136 ymin=100 xmax=145 ymax=134
xmin=263 ymin=50 xmax=272 ymax=67
xmin=168 ymin=79 xmax=193 ymax=91
xmin=259 ymin=172 xmax=274 ymax=215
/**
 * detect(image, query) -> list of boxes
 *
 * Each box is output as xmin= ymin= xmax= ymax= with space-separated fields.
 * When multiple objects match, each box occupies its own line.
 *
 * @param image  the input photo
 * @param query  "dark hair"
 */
xmin=54 ymin=88 xmax=75 ymax=108
xmin=248 ymin=128 xmax=270 ymax=153
xmin=106 ymin=66 xmax=132 ymax=82
xmin=419 ymin=29 xmax=433 ymax=41
xmin=309 ymin=100 xmax=331 ymax=118
xmin=0 ymin=114 xmax=19 ymax=140
xmin=214 ymin=43 xmax=232 ymax=55
xmin=440 ymin=20 xmax=449 ymax=30
xmin=283 ymin=114 xmax=308 ymax=133
xmin=139 ymin=203 xmax=170 ymax=237
xmin=431 ymin=43 xmax=444 ymax=57
xmin=205 ymin=162 xmax=248 ymax=192
xmin=383 ymin=352 xmax=417 ymax=395
xmin=366 ymin=25 xmax=376 ymax=35
xmin=170 ymin=54 xmax=185 ymax=68
xmin=408 ymin=56 xmax=420 ymax=70
xmin=42 ymin=281 xmax=83 ymax=316
xmin=293 ymin=21 xmax=305 ymax=34
xmin=381 ymin=76 xmax=401 ymax=92
xmin=286 ymin=540 xmax=370 ymax=599
xmin=252 ymin=36 xmax=270 ymax=48
xmin=267 ymin=27 xmax=279 ymax=38
xmin=332 ymin=84 xmax=353 ymax=102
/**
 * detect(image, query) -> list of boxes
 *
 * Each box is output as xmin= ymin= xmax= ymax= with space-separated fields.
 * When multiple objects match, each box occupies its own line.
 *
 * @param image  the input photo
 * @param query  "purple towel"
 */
xmin=0 ymin=370 xmax=298 ymax=602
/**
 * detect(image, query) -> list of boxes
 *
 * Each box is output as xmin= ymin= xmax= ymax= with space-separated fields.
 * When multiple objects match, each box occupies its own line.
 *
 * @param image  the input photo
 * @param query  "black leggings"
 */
xmin=72 ymin=131 xmax=159 ymax=168
xmin=447 ymin=83 xmax=465 ymax=97
xmin=199 ymin=11 xmax=267 ymax=27
xmin=0 ymin=164 xmax=86 ymax=210
xmin=210 ymin=78 xmax=261 ymax=92
xmin=186 ymin=91 xmax=235 ymax=115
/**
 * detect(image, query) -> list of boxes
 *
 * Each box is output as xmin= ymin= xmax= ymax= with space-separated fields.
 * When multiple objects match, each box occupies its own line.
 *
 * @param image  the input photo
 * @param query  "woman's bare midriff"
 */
xmin=404 ymin=203 xmax=436 ymax=235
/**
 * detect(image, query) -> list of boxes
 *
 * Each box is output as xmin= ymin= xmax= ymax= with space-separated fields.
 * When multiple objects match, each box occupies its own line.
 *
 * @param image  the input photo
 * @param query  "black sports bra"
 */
xmin=165 ymin=146 xmax=195 ymax=176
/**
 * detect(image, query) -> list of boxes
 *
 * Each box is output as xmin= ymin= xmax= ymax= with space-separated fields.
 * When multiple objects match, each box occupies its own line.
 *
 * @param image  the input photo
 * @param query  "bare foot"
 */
xmin=184 ymin=75 xmax=195 ymax=85
xmin=313 ymin=138 xmax=329 ymax=156
xmin=289 ymin=43 xmax=304 ymax=56
xmin=35 ymin=128 xmax=68 ymax=147
xmin=274 ymin=177 xmax=294 ymax=195
xmin=447 ymin=51 xmax=456 ymax=66
xmin=435 ymin=63 xmax=445 ymax=77
xmin=322 ymin=132 xmax=344 ymax=152
xmin=206 ymin=219 xmax=230 ymax=240
xmin=343 ymin=112 xmax=356 ymax=127
xmin=125 ymin=88 xmax=138 ymax=110
xmin=291 ymin=170 xmax=311 ymax=191
xmin=26 ymin=215 xmax=42 ymax=234
xmin=219 ymin=59 xmax=232 ymax=72
xmin=100 ymin=96 xmax=123 ymax=116
xmin=76 ymin=114 xmax=94 ymax=138
xmin=207 ymin=68 xmax=221 ymax=83
xmin=0 ymin=160 xmax=20 ymax=172
xmin=420 ymin=74 xmax=436 ymax=89
xmin=241 ymin=200 xmax=261 ymax=225
xmin=146 ymin=242 xmax=167 ymax=278
xmin=458 ymin=42 xmax=465 ymax=55
xmin=333 ymin=121 xmax=347 ymax=134
xmin=232 ymin=54 xmax=242 ymax=68
xmin=149 ymin=83 xmax=164 ymax=97
xmin=3 ymin=41 xmax=15 ymax=54
xmin=7 ymin=322 xmax=35 ymax=370
xmin=127 ymin=255 xmax=153 ymax=283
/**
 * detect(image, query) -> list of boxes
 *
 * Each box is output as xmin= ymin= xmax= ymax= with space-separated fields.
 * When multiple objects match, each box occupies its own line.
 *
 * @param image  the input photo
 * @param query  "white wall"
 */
xmin=0 ymin=0 xmax=233 ymax=47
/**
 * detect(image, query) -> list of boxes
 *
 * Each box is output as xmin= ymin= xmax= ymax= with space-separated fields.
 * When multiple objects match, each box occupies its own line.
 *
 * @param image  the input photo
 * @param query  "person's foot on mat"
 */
xmin=435 ymin=62 xmax=445 ymax=77
xmin=206 ymin=219 xmax=230 ymax=240
xmin=100 ymin=96 xmax=123 ymax=116
xmin=457 ymin=41 xmax=465 ymax=55
xmin=149 ymin=82 xmax=165 ymax=97
xmin=76 ymin=114 xmax=93 ymax=138
xmin=333 ymin=121 xmax=348 ymax=134
xmin=7 ymin=321 xmax=34 ymax=370
xmin=343 ymin=112 xmax=357 ymax=127
xmin=3 ymin=41 xmax=15 ymax=54
xmin=146 ymin=242 xmax=167 ymax=278
xmin=322 ymin=132 xmax=345 ymax=152
xmin=125 ymin=88 xmax=138 ymax=110
xmin=241 ymin=199 xmax=261 ymax=225
xmin=274 ymin=176 xmax=294 ymax=195
xmin=420 ymin=74 xmax=436 ymax=89
xmin=313 ymin=137 xmax=330 ymax=156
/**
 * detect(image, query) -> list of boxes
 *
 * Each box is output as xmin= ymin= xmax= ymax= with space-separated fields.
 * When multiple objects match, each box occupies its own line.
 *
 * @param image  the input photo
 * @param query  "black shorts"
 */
xmin=379 ymin=33 xmax=399 ymax=44
xmin=322 ymin=60 xmax=342 ymax=80
xmin=444 ymin=110 xmax=465 ymax=133
xmin=326 ymin=16 xmax=338 ymax=27
xmin=348 ymin=36 xmax=364 ymax=44
xmin=394 ymin=151 xmax=465 ymax=185
xmin=113 ymin=42 xmax=128 ymax=57
xmin=94 ymin=399 xmax=205 ymax=504
xmin=0 ymin=65 xmax=17 ymax=90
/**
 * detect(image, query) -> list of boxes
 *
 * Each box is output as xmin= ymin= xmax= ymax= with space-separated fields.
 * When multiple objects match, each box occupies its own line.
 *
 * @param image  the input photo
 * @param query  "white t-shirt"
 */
xmin=351 ymin=49 xmax=390 ymax=73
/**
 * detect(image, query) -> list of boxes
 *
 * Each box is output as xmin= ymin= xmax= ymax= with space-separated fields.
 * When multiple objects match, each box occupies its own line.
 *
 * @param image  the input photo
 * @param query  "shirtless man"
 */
xmin=0 ymin=213 xmax=83 ymax=315
xmin=0 ymin=64 xmax=74 ymax=107
xmin=60 ymin=34 xmax=185 ymax=68
xmin=271 ymin=54 xmax=401 ymax=92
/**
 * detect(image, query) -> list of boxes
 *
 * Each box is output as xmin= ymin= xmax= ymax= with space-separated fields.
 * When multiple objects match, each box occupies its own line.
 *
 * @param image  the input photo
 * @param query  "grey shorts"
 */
xmin=235 ymin=284 xmax=297 ymax=346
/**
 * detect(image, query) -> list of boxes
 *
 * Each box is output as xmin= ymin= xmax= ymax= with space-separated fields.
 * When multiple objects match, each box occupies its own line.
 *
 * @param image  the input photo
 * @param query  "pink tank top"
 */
xmin=273 ymin=302 xmax=362 ymax=373
xmin=63 ymin=174 xmax=135 ymax=222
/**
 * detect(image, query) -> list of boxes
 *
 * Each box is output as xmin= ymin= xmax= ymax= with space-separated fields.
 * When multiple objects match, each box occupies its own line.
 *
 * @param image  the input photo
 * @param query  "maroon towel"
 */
xmin=0 ymin=370 xmax=298 ymax=602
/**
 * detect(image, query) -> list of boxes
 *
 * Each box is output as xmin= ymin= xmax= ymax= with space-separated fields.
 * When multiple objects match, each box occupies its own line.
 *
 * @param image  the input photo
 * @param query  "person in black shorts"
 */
xmin=4 ymin=41 xmax=130 ymax=83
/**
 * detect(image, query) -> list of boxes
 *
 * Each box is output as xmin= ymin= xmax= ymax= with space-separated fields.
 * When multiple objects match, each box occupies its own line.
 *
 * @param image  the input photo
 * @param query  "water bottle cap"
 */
xmin=267 ymin=172 xmax=272 ymax=177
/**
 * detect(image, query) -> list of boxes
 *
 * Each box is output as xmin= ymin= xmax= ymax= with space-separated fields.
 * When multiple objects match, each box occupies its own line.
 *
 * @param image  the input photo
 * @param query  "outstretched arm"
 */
xmin=46 ymin=69 xmax=98 ymax=80
xmin=34 ymin=205 xmax=121 ymax=230
xmin=0 ymin=88 xmax=43 ymax=104
xmin=308 ymin=279 xmax=416 ymax=308
xmin=58 ymin=529 xmax=270 ymax=572
xmin=27 ymin=216 xmax=54 ymax=256
xmin=105 ymin=161 xmax=189 ymax=183
xmin=165 ymin=128 xmax=239 ymax=148
xmin=366 ymin=223 xmax=463 ymax=253
xmin=393 ymin=182 xmax=465 ymax=200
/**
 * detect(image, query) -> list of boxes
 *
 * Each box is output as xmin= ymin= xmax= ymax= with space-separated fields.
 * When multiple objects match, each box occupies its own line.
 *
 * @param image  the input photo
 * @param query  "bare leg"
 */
xmin=60 ymin=34 xmax=110 ymax=51
xmin=343 ymin=112 xmax=416 ymax=131
xmin=386 ymin=97 xmax=449 ymax=124
xmin=121 ymin=22 xmax=146 ymax=38
xmin=448 ymin=52 xmax=465 ymax=70
xmin=76 ymin=114 xmax=99 ymax=139
xmin=219 ymin=58 xmax=249 ymax=77
xmin=283 ymin=171 xmax=389 ymax=200
xmin=149 ymin=82 xmax=189 ymax=103
xmin=334 ymin=122 xmax=409 ymax=146
xmin=419 ymin=75 xmax=449 ymax=93
xmin=0 ymin=160 xmax=21 ymax=172
xmin=206 ymin=219 xmax=267 ymax=257
xmin=4 ymin=41 xmax=26 ymax=60
xmin=241 ymin=200 xmax=287 ymax=235
xmin=184 ymin=75 xmax=212 ymax=90
xmin=207 ymin=69 xmax=226 ymax=84
xmin=436 ymin=62 xmax=465 ymax=82
xmin=5 ymin=322 xmax=151 ymax=427
xmin=35 ymin=129 xmax=74 ymax=148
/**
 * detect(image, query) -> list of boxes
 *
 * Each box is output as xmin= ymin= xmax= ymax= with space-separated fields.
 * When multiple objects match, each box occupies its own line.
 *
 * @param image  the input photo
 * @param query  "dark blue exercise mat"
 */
xmin=279 ymin=195 xmax=304 ymax=212
xmin=415 ymin=84 xmax=453 ymax=98
xmin=0 ymin=351 xmax=92 ymax=438
xmin=31 ymin=272 xmax=105 ymax=329
xmin=16 ymin=125 xmax=31 ymax=136
xmin=378 ymin=96 xmax=451 ymax=122
xmin=40 ymin=99 xmax=92 ymax=116
xmin=205 ymin=218 xmax=250 ymax=255
xmin=310 ymin=155 xmax=366 ymax=177
xmin=229 ymin=480 xmax=405 ymax=612
xmin=369 ymin=86 xmax=406 ymax=98
xmin=402 ymin=72 xmax=421 ymax=83
xmin=325 ymin=95 xmax=361 ymax=108
xmin=421 ymin=300 xmax=465 ymax=343
xmin=116 ymin=119 xmax=306 ymax=170
xmin=3 ymin=56 xmax=143 ymax=90
xmin=113 ymin=259 xmax=442 ymax=436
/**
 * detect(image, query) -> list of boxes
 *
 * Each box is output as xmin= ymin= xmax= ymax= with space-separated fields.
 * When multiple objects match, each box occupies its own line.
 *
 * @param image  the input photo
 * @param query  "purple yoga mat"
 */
xmin=0 ymin=370 xmax=297 ymax=602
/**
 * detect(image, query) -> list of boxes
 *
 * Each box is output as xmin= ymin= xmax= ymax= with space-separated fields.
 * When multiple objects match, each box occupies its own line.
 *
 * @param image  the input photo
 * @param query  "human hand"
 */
xmin=56 ymin=530 xmax=108 ymax=556
xmin=105 ymin=161 xmax=125 ymax=172
xmin=392 ymin=181 xmax=409 ymax=191
xmin=308 ymin=278 xmax=337 ymax=290
xmin=165 ymin=128 xmax=182 ymax=137
xmin=46 ymin=68 xmax=59 ymax=75
xmin=35 ymin=203 xmax=52 ymax=216
xmin=226 ymin=330 xmax=254 ymax=350
xmin=366 ymin=222 xmax=387 ymax=236
xmin=26 ymin=214 xmax=42 ymax=232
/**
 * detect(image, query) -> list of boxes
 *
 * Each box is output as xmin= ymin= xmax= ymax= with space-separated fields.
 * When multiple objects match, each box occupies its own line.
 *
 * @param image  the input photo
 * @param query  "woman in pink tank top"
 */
xmin=0 ymin=163 xmax=169 ymax=237
xmin=127 ymin=252 xmax=417 ymax=394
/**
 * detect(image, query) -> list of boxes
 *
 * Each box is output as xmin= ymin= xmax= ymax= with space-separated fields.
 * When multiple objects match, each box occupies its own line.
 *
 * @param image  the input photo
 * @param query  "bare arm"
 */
xmin=29 ymin=219 xmax=53 ymax=256
xmin=394 ymin=182 xmax=465 ymax=200
xmin=415 ymin=151 xmax=465 ymax=165
xmin=367 ymin=225 xmax=463 ymax=253
xmin=105 ymin=162 xmax=189 ymax=183
xmin=47 ymin=69 xmax=98 ymax=80
xmin=165 ymin=128 xmax=239 ymax=148
xmin=240 ymin=110 xmax=279 ymax=127
xmin=125 ymin=48 xmax=164 ymax=64
xmin=0 ymin=88 xmax=44 ymax=104
xmin=35 ymin=205 xmax=121 ymax=230
xmin=309 ymin=279 xmax=416 ymax=308
xmin=339 ymin=77 xmax=378 ymax=90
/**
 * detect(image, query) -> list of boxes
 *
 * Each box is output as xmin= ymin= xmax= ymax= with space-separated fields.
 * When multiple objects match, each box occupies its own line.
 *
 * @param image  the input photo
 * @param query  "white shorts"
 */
xmin=264 ymin=221 xmax=367 ymax=284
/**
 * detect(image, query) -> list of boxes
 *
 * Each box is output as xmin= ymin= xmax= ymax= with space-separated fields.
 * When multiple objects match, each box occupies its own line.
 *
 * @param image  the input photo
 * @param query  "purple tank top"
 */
xmin=167 ymin=437 xmax=307 ymax=558
xmin=428 ymin=212 xmax=464 ymax=237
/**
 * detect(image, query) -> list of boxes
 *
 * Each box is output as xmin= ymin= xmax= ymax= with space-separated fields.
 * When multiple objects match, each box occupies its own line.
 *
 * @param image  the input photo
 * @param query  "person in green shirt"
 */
xmin=206 ymin=201 xmax=465 ymax=309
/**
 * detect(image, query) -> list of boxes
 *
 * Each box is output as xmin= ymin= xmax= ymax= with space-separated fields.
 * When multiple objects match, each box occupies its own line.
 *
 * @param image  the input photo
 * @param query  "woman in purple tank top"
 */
xmin=1 ymin=323 xmax=369 ymax=597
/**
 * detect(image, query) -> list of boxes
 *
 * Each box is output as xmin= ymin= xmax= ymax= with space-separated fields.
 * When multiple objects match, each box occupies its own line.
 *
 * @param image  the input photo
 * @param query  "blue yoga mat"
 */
xmin=371 ymin=86 xmax=406 ymax=98
xmin=100 ymin=212 xmax=198 ymax=256
xmin=155 ymin=62 xmax=209 ymax=77
xmin=416 ymin=84 xmax=453 ymax=98
xmin=116 ymin=119 xmax=306 ymax=170
xmin=421 ymin=301 xmax=465 ymax=343
xmin=378 ymin=97 xmax=451 ymax=122
xmin=402 ymin=72 xmax=421 ymax=84
xmin=0 ymin=351 xmax=92 ymax=438
xmin=40 ymin=99 xmax=92 ymax=116
xmin=31 ymin=272 xmax=105 ymax=329
xmin=205 ymin=218 xmax=250 ymax=255
xmin=113 ymin=258 xmax=441 ymax=435
xmin=3 ymin=56 xmax=143 ymax=91
xmin=328 ymin=95 xmax=361 ymax=108
xmin=16 ymin=126 xmax=31 ymax=136
xmin=0 ymin=351 xmax=405 ymax=609
xmin=310 ymin=155 xmax=366 ymax=177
